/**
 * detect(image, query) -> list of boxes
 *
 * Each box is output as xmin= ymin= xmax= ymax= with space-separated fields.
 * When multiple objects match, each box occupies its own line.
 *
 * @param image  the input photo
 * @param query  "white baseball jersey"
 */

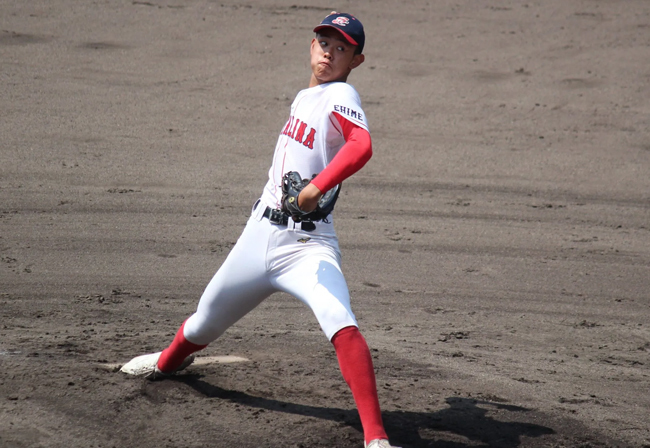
xmin=260 ymin=82 xmax=368 ymax=212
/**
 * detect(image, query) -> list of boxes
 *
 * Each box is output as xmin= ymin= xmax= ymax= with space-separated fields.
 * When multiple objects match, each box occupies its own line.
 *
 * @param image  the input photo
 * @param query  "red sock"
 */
xmin=332 ymin=326 xmax=388 ymax=444
xmin=157 ymin=320 xmax=207 ymax=373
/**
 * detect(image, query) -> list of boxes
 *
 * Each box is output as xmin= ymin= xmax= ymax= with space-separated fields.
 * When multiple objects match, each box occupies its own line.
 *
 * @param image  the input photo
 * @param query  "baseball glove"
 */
xmin=281 ymin=171 xmax=341 ymax=223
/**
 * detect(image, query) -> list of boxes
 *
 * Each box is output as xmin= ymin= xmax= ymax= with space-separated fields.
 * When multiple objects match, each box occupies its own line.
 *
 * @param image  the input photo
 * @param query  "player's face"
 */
xmin=310 ymin=29 xmax=364 ymax=86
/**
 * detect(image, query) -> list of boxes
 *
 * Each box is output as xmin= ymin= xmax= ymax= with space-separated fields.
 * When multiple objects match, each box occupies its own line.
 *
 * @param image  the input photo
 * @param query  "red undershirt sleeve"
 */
xmin=310 ymin=112 xmax=373 ymax=193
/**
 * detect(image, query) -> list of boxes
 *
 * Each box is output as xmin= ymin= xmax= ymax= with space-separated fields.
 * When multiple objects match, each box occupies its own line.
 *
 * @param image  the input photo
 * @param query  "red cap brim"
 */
xmin=313 ymin=25 xmax=359 ymax=46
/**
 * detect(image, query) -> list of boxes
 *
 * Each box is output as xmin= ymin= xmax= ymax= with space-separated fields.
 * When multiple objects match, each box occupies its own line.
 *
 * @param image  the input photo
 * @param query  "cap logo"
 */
xmin=332 ymin=17 xmax=350 ymax=26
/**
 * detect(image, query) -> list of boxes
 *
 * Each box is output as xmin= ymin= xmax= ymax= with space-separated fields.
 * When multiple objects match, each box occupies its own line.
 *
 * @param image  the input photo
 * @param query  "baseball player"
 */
xmin=121 ymin=12 xmax=399 ymax=448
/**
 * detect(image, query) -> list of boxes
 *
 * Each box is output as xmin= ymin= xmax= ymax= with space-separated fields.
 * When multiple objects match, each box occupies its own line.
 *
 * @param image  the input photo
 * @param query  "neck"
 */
xmin=309 ymin=74 xmax=349 ymax=88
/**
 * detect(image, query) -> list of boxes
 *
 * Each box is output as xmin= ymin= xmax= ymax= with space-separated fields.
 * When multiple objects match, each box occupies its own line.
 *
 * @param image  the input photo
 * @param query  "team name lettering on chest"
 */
xmin=281 ymin=116 xmax=316 ymax=149
xmin=333 ymin=105 xmax=363 ymax=122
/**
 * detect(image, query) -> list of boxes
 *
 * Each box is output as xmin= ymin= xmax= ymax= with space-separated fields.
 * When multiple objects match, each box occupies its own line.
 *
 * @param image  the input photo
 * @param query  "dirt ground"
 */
xmin=1 ymin=1 xmax=649 ymax=447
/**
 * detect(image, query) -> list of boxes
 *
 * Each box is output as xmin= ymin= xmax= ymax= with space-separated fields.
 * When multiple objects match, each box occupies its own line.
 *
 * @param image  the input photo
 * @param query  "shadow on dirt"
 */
xmin=180 ymin=376 xmax=554 ymax=447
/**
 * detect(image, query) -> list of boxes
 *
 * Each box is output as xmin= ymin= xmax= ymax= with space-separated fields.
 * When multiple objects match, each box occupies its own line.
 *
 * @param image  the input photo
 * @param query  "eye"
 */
xmin=337 ymin=46 xmax=345 ymax=52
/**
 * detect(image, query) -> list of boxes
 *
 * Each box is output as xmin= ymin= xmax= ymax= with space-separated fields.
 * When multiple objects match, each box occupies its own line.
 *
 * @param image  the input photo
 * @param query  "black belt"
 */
xmin=262 ymin=206 xmax=315 ymax=232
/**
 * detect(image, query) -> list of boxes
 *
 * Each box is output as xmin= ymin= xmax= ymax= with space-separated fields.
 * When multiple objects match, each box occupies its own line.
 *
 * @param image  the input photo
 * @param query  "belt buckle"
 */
xmin=268 ymin=208 xmax=286 ymax=225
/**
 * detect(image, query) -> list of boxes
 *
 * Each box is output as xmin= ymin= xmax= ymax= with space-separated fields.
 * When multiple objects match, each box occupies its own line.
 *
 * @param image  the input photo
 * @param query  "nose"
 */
xmin=323 ymin=51 xmax=332 ymax=59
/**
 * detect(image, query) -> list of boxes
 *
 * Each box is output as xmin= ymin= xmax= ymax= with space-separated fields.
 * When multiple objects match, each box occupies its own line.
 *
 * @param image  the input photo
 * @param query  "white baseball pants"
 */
xmin=183 ymin=202 xmax=358 ymax=345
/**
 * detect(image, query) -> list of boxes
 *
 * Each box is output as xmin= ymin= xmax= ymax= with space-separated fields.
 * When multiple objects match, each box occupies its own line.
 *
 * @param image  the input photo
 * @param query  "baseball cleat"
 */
xmin=119 ymin=351 xmax=195 ymax=380
xmin=365 ymin=440 xmax=401 ymax=448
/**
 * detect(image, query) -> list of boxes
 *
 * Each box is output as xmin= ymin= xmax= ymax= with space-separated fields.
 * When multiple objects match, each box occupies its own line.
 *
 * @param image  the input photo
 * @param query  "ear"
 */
xmin=349 ymin=54 xmax=365 ymax=70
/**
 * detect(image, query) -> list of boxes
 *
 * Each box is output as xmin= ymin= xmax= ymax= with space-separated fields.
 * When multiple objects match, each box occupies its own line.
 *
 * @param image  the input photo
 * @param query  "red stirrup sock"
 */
xmin=157 ymin=320 xmax=207 ymax=373
xmin=332 ymin=326 xmax=388 ymax=444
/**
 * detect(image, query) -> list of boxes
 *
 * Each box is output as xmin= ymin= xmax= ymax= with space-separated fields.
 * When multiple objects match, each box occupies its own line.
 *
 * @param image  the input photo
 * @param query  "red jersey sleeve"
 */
xmin=310 ymin=112 xmax=372 ymax=193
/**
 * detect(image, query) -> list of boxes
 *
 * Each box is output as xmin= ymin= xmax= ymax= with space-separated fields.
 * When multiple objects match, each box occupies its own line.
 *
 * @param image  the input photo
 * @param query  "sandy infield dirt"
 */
xmin=1 ymin=1 xmax=649 ymax=447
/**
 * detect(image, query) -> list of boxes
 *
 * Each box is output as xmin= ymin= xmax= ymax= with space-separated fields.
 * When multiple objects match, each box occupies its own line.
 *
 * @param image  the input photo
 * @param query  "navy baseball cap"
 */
xmin=313 ymin=13 xmax=365 ymax=53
